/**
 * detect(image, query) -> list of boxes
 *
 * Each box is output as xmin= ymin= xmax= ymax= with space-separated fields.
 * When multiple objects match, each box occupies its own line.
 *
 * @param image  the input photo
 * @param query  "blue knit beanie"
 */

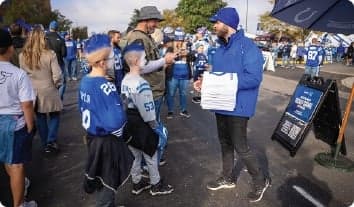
xmin=210 ymin=7 xmax=239 ymax=30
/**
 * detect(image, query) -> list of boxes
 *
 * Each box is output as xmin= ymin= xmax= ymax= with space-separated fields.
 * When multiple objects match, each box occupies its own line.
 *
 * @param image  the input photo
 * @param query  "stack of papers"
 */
xmin=201 ymin=72 xmax=238 ymax=111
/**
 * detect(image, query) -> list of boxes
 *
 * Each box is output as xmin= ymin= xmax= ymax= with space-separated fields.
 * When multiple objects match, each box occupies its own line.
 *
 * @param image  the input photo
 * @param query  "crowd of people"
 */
xmin=266 ymin=39 xmax=354 ymax=70
xmin=0 ymin=5 xmax=274 ymax=207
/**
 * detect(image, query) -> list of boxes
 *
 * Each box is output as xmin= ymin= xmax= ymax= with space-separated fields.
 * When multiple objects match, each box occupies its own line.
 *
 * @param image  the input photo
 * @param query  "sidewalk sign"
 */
xmin=313 ymin=81 xmax=346 ymax=155
xmin=271 ymin=74 xmax=346 ymax=156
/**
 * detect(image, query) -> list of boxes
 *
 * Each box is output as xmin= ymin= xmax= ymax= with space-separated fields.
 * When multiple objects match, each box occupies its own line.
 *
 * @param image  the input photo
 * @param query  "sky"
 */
xmin=51 ymin=0 xmax=273 ymax=34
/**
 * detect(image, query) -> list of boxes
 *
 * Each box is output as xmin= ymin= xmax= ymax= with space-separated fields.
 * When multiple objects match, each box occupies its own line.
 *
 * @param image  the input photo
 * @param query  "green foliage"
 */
xmin=175 ymin=0 xmax=227 ymax=33
xmin=127 ymin=9 xmax=140 ymax=31
xmin=160 ymin=9 xmax=184 ymax=29
xmin=125 ymin=0 xmax=226 ymax=33
xmin=2 ymin=0 xmax=47 ymax=25
xmin=259 ymin=1 xmax=316 ymax=42
xmin=51 ymin=9 xmax=72 ymax=32
xmin=71 ymin=26 xmax=88 ymax=40
xmin=1 ymin=0 xmax=72 ymax=31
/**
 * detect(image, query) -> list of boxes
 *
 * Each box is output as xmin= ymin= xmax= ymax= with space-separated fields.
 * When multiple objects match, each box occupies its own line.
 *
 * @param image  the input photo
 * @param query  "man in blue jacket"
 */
xmin=194 ymin=7 xmax=270 ymax=203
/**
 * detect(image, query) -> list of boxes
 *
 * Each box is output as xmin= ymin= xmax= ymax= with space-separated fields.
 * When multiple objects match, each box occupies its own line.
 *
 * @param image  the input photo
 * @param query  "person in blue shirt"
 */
xmin=191 ymin=43 xmax=209 ymax=104
xmin=194 ymin=7 xmax=270 ymax=203
xmin=64 ymin=33 xmax=78 ymax=81
xmin=166 ymin=27 xmax=192 ymax=119
xmin=271 ymin=42 xmax=279 ymax=67
xmin=78 ymin=34 xmax=133 ymax=207
xmin=281 ymin=41 xmax=291 ymax=68
xmin=304 ymin=38 xmax=324 ymax=77
xmin=336 ymin=42 xmax=345 ymax=63
xmin=296 ymin=45 xmax=306 ymax=64
xmin=108 ymin=30 xmax=124 ymax=93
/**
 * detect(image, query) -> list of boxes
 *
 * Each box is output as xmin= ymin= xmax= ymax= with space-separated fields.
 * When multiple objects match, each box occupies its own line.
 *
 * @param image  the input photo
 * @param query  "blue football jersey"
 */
xmin=195 ymin=53 xmax=208 ymax=71
xmin=79 ymin=76 xmax=126 ymax=137
xmin=113 ymin=47 xmax=124 ymax=93
xmin=305 ymin=45 xmax=324 ymax=67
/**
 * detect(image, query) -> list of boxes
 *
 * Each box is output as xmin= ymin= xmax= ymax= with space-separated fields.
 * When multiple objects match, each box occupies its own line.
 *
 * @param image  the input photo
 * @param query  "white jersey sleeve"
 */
xmin=121 ymin=74 xmax=156 ymax=122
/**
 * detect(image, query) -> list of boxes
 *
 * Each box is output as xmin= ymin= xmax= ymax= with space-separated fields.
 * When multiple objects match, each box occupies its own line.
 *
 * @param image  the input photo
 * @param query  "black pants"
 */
xmin=215 ymin=114 xmax=264 ymax=185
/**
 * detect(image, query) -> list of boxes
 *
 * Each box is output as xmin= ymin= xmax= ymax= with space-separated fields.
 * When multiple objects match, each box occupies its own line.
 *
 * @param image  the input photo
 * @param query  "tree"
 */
xmin=175 ymin=0 xmax=227 ymax=33
xmin=159 ymin=9 xmax=184 ymax=29
xmin=50 ymin=9 xmax=72 ymax=32
xmin=1 ymin=0 xmax=72 ymax=31
xmin=127 ymin=9 xmax=140 ymax=32
xmin=71 ymin=26 xmax=88 ymax=40
xmin=258 ymin=0 xmax=317 ymax=42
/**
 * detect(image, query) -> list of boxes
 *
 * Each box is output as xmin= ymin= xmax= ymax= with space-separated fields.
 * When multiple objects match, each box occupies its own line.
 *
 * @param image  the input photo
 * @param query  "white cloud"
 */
xmin=51 ymin=0 xmax=273 ymax=34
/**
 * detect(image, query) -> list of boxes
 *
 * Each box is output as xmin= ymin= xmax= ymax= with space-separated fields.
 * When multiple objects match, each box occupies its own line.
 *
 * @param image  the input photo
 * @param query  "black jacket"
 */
xmin=84 ymin=134 xmax=133 ymax=193
xmin=124 ymin=109 xmax=158 ymax=157
xmin=11 ymin=36 xmax=26 ymax=67
xmin=46 ymin=32 xmax=67 ymax=66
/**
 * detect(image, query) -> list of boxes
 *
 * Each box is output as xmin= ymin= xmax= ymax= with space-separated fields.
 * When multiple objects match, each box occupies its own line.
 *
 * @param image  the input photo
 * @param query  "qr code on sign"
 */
xmin=288 ymin=124 xmax=301 ymax=140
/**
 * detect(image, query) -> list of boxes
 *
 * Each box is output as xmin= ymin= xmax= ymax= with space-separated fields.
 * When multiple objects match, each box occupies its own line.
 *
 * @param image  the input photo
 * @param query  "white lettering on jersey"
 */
xmin=65 ymin=41 xmax=74 ymax=47
xmin=307 ymin=51 xmax=318 ymax=60
xmin=80 ymin=91 xmax=91 ymax=104
xmin=100 ymin=82 xmax=117 ymax=96
xmin=82 ymin=109 xmax=90 ymax=130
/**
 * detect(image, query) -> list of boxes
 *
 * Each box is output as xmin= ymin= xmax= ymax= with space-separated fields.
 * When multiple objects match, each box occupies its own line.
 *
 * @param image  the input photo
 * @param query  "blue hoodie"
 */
xmin=212 ymin=29 xmax=263 ymax=118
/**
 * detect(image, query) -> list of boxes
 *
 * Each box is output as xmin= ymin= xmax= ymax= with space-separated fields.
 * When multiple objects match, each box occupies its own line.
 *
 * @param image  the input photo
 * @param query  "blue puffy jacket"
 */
xmin=212 ymin=29 xmax=263 ymax=118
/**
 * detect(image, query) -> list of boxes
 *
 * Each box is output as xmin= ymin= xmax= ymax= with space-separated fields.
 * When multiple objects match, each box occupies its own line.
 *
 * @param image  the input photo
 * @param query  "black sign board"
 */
xmin=272 ymin=75 xmax=346 ymax=156
xmin=313 ymin=81 xmax=346 ymax=155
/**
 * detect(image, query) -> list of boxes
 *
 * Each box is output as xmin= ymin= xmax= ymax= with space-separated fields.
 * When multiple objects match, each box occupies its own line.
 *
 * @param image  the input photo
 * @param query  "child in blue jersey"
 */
xmin=121 ymin=40 xmax=174 ymax=196
xmin=78 ymin=34 xmax=133 ymax=207
xmin=192 ymin=43 xmax=208 ymax=104
xmin=304 ymin=37 xmax=324 ymax=77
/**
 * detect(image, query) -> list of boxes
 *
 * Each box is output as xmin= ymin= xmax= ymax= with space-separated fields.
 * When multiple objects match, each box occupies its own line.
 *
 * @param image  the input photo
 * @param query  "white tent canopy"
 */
xmin=305 ymin=31 xmax=354 ymax=47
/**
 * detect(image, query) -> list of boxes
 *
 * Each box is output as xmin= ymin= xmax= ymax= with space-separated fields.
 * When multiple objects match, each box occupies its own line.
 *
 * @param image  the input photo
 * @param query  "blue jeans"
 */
xmin=282 ymin=55 xmax=289 ymax=67
xmin=64 ymin=58 xmax=77 ymax=79
xmin=36 ymin=112 xmax=60 ymax=147
xmin=166 ymin=78 xmax=189 ymax=112
xmin=58 ymin=64 xmax=66 ymax=101
xmin=153 ymin=97 xmax=165 ymax=163
xmin=305 ymin=65 xmax=320 ymax=77
xmin=154 ymin=97 xmax=163 ymax=124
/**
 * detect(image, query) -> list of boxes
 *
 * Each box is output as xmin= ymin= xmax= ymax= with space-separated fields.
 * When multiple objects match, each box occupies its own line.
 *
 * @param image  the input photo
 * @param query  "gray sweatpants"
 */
xmin=129 ymin=146 xmax=160 ymax=185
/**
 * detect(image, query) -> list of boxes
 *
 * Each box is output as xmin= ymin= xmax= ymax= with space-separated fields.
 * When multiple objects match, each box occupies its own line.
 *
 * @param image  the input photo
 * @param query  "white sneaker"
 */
xmin=72 ymin=77 xmax=77 ymax=81
xmin=19 ymin=200 xmax=37 ymax=207
xmin=24 ymin=177 xmax=30 ymax=197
